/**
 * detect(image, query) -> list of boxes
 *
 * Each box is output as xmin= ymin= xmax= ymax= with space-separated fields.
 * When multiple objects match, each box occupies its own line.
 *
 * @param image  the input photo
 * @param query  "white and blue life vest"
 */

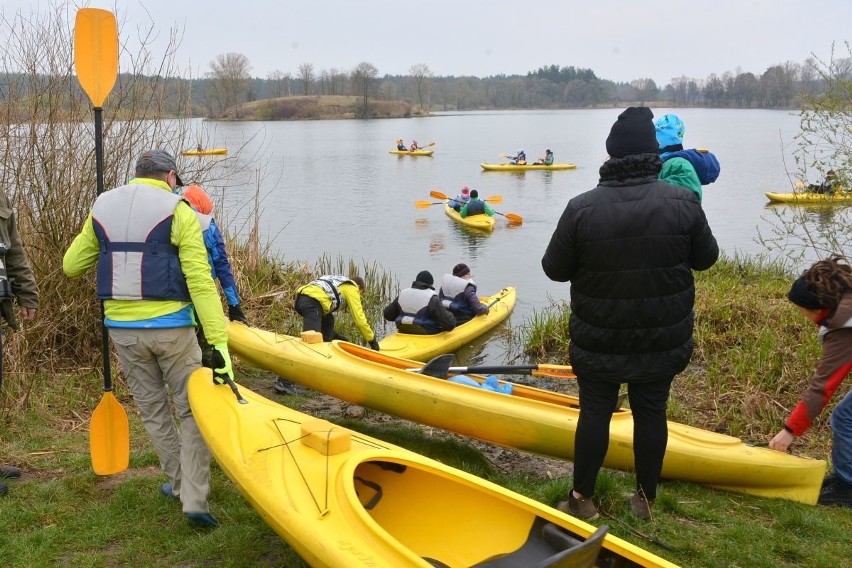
xmin=396 ymin=286 xmax=440 ymax=332
xmin=311 ymin=275 xmax=355 ymax=313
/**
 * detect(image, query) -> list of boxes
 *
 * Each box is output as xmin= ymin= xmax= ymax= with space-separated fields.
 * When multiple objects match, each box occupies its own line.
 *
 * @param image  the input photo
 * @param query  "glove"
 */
xmin=210 ymin=343 xmax=234 ymax=384
xmin=453 ymin=204 xmax=461 ymax=212
xmin=228 ymin=304 xmax=248 ymax=323
xmin=368 ymin=339 xmax=380 ymax=351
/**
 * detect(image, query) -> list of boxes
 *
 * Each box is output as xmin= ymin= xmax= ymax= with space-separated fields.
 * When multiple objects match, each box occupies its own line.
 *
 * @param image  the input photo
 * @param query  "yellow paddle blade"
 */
xmin=90 ymin=391 xmax=129 ymax=475
xmin=531 ymin=364 xmax=575 ymax=379
xmin=484 ymin=195 xmax=503 ymax=203
xmin=496 ymin=211 xmax=523 ymax=224
xmin=429 ymin=190 xmax=449 ymax=200
xmin=415 ymin=200 xmax=441 ymax=208
xmin=794 ymin=181 xmax=805 ymax=189
xmin=74 ymin=8 xmax=119 ymax=107
xmin=498 ymin=152 xmax=509 ymax=158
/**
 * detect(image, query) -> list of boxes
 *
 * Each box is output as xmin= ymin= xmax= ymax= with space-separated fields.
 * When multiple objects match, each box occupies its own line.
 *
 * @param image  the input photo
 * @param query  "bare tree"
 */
xmin=351 ymin=61 xmax=378 ymax=117
xmin=267 ymin=69 xmax=290 ymax=98
xmin=298 ymin=62 xmax=314 ymax=95
xmin=409 ymin=63 xmax=432 ymax=110
xmin=207 ymin=52 xmax=252 ymax=117
xmin=630 ymin=78 xmax=658 ymax=105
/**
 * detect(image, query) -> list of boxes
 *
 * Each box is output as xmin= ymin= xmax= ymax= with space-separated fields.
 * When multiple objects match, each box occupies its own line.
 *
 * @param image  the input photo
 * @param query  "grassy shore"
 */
xmin=1 ymin=255 xmax=850 ymax=567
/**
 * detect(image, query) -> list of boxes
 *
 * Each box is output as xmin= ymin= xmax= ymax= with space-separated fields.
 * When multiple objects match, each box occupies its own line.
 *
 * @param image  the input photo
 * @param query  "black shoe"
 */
xmin=273 ymin=377 xmax=298 ymax=396
xmin=818 ymin=478 xmax=852 ymax=507
xmin=0 ymin=465 xmax=20 ymax=479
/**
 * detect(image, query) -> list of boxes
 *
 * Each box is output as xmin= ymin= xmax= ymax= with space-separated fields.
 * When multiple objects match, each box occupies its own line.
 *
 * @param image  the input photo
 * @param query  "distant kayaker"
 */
xmin=807 ymin=170 xmax=836 ymax=194
xmin=0 ymin=184 xmax=39 ymax=497
xmin=438 ymin=263 xmax=489 ymax=325
xmin=459 ymin=190 xmax=494 ymax=218
xmin=508 ymin=148 xmax=526 ymax=165
xmin=534 ymin=149 xmax=554 ymax=165
xmin=542 ymin=106 xmax=719 ymax=521
xmin=768 ymin=254 xmax=852 ymax=508
xmin=409 ymin=139 xmax=420 ymax=151
xmin=655 ymin=114 xmax=720 ymax=203
xmin=383 ymin=271 xmax=456 ymax=334
xmin=449 ymin=186 xmax=471 ymax=211
xmin=181 ymin=185 xmax=248 ymax=365
xmin=396 ymin=138 xmax=407 ymax=151
xmin=63 ymin=149 xmax=233 ymax=528
xmin=196 ymin=143 xmax=203 ymax=152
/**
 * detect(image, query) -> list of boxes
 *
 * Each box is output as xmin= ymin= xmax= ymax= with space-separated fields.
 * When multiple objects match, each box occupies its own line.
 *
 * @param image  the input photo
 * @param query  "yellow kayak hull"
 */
xmin=443 ymin=202 xmax=495 ymax=232
xmin=189 ymin=368 xmax=678 ymax=568
xmin=227 ymin=326 xmax=827 ymax=505
xmin=481 ymin=162 xmax=576 ymax=171
xmin=181 ymin=147 xmax=228 ymax=156
xmin=389 ymin=149 xmax=434 ymax=156
xmin=765 ymin=191 xmax=852 ymax=204
xmin=378 ymin=286 xmax=515 ymax=361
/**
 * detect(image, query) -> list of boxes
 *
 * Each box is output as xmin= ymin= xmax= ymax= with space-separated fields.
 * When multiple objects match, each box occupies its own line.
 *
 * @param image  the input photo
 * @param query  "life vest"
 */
xmin=311 ymin=275 xmax=354 ymax=313
xmin=396 ymin=286 xmax=440 ymax=333
xmin=440 ymin=274 xmax=477 ymax=318
xmin=91 ymin=183 xmax=190 ymax=301
xmin=465 ymin=199 xmax=486 ymax=216
xmin=544 ymin=153 xmax=554 ymax=165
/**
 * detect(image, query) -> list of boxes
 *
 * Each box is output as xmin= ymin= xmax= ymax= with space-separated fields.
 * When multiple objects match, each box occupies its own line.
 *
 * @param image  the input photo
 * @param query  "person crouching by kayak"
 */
xmin=449 ymin=186 xmax=471 ymax=211
xmin=383 ymin=271 xmax=456 ymax=334
xmin=460 ymin=190 xmax=494 ymax=218
xmin=294 ymin=275 xmax=379 ymax=349
xmin=438 ymin=263 xmax=489 ymax=325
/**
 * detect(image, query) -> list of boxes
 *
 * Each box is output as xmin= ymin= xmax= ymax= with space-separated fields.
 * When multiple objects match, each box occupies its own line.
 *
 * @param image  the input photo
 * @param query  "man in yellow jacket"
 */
xmin=63 ymin=149 xmax=232 ymax=528
xmin=294 ymin=274 xmax=378 ymax=348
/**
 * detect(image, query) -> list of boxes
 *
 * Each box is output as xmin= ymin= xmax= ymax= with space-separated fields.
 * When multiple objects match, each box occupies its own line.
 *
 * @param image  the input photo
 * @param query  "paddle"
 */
xmin=495 ymin=210 xmax=524 ymax=224
xmin=75 ymin=7 xmax=128 ymax=476
xmin=428 ymin=190 xmax=503 ymax=203
xmin=407 ymin=141 xmax=436 ymax=152
xmin=410 ymin=361 xmax=576 ymax=379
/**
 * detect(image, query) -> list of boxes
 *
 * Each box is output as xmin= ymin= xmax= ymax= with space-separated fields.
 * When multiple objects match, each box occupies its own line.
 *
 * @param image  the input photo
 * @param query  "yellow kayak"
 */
xmin=188 ymin=368 xmax=679 ymax=568
xmin=481 ymin=162 xmax=577 ymax=171
xmin=443 ymin=202 xmax=495 ymax=232
xmin=765 ymin=190 xmax=852 ymax=204
xmin=379 ymin=286 xmax=515 ymax=361
xmin=181 ymin=147 xmax=228 ymax=156
xmin=389 ymin=149 xmax=434 ymax=156
xmin=227 ymin=325 xmax=827 ymax=505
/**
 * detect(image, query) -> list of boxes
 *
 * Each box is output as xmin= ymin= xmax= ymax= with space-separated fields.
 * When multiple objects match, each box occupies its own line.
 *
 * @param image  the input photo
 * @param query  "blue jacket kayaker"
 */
xmin=655 ymin=114 xmax=720 ymax=203
xmin=383 ymin=270 xmax=456 ymax=334
xmin=449 ymin=186 xmax=471 ymax=211
xmin=439 ymin=263 xmax=489 ymax=324
xmin=508 ymin=148 xmax=526 ymax=165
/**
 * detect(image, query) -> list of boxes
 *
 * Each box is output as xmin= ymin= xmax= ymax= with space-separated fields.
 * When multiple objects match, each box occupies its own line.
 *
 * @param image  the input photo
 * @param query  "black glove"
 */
xmin=453 ymin=204 xmax=461 ymax=212
xmin=228 ymin=304 xmax=248 ymax=323
xmin=368 ymin=339 xmax=380 ymax=351
xmin=210 ymin=343 xmax=234 ymax=385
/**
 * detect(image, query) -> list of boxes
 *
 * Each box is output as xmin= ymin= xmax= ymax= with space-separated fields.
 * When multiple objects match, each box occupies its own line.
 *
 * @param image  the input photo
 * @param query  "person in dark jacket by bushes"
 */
xmin=541 ymin=106 xmax=719 ymax=521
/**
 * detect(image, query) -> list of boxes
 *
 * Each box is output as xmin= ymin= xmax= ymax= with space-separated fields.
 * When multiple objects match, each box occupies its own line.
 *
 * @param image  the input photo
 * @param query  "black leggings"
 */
xmin=294 ymin=294 xmax=336 ymax=341
xmin=572 ymin=376 xmax=673 ymax=500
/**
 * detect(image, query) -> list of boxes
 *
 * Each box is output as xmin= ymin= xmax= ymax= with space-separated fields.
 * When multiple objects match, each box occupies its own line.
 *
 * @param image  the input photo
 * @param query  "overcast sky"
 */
xmin=6 ymin=0 xmax=851 ymax=85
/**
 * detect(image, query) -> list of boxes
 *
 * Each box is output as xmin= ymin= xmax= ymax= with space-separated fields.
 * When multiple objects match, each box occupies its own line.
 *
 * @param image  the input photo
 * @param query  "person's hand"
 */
xmin=368 ymin=339 xmax=380 ymax=351
xmin=210 ymin=343 xmax=234 ymax=384
xmin=768 ymin=428 xmax=795 ymax=452
xmin=19 ymin=307 xmax=36 ymax=320
xmin=228 ymin=304 xmax=248 ymax=323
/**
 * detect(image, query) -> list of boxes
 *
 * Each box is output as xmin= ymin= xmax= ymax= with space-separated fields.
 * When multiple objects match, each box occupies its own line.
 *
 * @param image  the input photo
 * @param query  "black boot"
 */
xmin=0 ymin=465 xmax=20 ymax=479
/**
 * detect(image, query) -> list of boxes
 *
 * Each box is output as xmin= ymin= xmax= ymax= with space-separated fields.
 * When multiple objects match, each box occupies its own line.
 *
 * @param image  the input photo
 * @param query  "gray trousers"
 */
xmin=109 ymin=327 xmax=210 ymax=513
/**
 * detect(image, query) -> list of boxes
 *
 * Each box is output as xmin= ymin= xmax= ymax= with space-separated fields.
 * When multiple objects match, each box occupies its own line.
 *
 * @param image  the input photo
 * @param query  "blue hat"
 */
xmin=655 ymin=114 xmax=685 ymax=150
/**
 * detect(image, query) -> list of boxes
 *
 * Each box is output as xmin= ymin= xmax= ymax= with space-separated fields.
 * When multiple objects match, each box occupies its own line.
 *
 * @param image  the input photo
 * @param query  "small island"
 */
xmin=222 ymin=95 xmax=428 ymax=121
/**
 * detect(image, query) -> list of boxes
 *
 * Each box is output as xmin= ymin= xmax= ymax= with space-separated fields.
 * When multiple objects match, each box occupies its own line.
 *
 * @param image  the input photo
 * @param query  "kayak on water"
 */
xmin=182 ymin=147 xmax=228 ymax=156
xmin=481 ymin=162 xmax=577 ymax=171
xmin=765 ymin=190 xmax=852 ymax=204
xmin=389 ymin=149 xmax=434 ymax=156
xmin=226 ymin=324 xmax=827 ymax=506
xmin=189 ymin=368 xmax=679 ymax=568
xmin=443 ymin=202 xmax=495 ymax=232
xmin=378 ymin=286 xmax=516 ymax=361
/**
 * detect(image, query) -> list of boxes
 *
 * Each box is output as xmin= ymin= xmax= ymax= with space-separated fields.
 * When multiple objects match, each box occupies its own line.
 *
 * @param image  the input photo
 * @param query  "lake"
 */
xmin=188 ymin=108 xmax=830 ymax=360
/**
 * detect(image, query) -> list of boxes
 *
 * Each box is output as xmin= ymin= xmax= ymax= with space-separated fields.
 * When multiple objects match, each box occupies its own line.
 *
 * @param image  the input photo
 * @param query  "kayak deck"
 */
xmin=765 ymin=190 xmax=852 ymax=204
xmin=443 ymin=202 xmax=495 ymax=232
xmin=481 ymin=162 xmax=576 ymax=171
xmin=389 ymin=149 xmax=434 ymax=156
xmin=182 ymin=147 xmax=228 ymax=156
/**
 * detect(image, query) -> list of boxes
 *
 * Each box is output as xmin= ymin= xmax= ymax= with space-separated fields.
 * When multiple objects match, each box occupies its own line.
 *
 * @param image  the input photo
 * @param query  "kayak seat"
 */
xmin=471 ymin=517 xmax=608 ymax=568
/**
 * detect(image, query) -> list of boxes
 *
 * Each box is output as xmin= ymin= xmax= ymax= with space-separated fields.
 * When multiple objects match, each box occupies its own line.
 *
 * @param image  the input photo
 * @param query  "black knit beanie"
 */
xmin=415 ymin=270 xmax=434 ymax=288
xmin=605 ymin=106 xmax=659 ymax=158
xmin=787 ymin=276 xmax=823 ymax=309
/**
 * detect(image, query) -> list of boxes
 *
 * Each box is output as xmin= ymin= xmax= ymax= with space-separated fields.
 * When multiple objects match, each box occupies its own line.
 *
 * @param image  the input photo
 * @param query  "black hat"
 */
xmin=415 ymin=270 xmax=434 ymax=288
xmin=605 ymin=107 xmax=658 ymax=158
xmin=135 ymin=149 xmax=184 ymax=186
xmin=452 ymin=263 xmax=470 ymax=277
xmin=787 ymin=275 xmax=823 ymax=309
xmin=470 ymin=189 xmax=479 ymax=198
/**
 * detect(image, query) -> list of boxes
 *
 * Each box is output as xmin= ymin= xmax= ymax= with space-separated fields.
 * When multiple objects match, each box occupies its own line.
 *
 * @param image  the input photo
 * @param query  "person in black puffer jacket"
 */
xmin=542 ymin=106 xmax=719 ymax=521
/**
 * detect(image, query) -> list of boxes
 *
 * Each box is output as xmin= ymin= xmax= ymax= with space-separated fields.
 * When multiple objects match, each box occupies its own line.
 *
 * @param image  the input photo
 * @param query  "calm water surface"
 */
xmin=191 ymin=109 xmax=823 ymax=360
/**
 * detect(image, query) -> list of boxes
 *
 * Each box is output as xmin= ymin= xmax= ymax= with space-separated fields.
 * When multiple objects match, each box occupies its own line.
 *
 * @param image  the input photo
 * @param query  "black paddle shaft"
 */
xmin=93 ymin=106 xmax=112 ymax=391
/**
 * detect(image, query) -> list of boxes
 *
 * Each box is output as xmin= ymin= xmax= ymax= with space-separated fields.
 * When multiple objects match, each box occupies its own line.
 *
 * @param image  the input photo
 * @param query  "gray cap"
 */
xmin=135 ymin=149 xmax=184 ymax=186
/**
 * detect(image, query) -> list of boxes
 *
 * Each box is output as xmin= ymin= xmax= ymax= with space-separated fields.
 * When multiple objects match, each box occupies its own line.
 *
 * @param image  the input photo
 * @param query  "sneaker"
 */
xmin=818 ymin=478 xmax=852 ymax=507
xmin=628 ymin=492 xmax=653 ymax=520
xmin=273 ymin=377 xmax=298 ymax=396
xmin=160 ymin=482 xmax=180 ymax=500
xmin=186 ymin=512 xmax=220 ymax=528
xmin=0 ymin=465 xmax=21 ymax=479
xmin=556 ymin=492 xmax=599 ymax=521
